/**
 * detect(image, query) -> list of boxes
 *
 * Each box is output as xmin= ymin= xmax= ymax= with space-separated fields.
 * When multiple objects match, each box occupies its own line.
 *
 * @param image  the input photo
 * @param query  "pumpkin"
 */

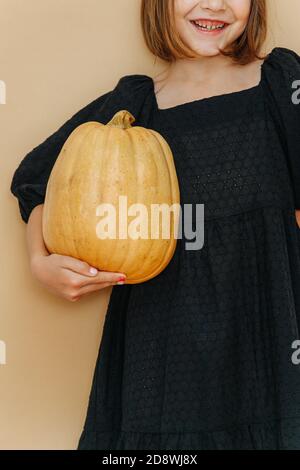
xmin=42 ymin=110 xmax=180 ymax=284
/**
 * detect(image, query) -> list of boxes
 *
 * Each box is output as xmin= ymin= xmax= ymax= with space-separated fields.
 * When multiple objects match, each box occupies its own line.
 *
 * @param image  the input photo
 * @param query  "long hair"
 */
xmin=141 ymin=0 xmax=267 ymax=65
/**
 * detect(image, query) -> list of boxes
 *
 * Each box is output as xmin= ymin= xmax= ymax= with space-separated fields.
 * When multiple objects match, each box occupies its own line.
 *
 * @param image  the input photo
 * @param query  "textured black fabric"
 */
xmin=10 ymin=47 xmax=300 ymax=450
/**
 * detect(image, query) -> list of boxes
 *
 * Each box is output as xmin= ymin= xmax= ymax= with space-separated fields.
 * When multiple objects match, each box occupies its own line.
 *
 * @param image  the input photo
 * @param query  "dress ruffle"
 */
xmin=78 ymin=418 xmax=300 ymax=450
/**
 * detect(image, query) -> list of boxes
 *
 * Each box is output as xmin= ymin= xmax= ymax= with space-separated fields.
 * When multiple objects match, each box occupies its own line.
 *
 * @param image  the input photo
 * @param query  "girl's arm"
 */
xmin=27 ymin=204 xmax=50 ymax=261
xmin=10 ymin=90 xmax=113 ymax=224
xmin=27 ymin=206 xmax=126 ymax=303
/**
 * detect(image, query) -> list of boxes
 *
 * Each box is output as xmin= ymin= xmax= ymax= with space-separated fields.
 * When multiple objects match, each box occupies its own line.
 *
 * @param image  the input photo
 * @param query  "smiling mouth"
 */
xmin=190 ymin=19 xmax=229 ymax=34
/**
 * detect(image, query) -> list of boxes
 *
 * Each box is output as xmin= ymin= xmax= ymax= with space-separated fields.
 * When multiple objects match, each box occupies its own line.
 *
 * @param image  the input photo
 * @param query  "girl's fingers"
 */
xmin=66 ymin=270 xmax=126 ymax=289
xmin=60 ymin=255 xmax=126 ymax=282
xmin=77 ymin=280 xmax=123 ymax=296
xmin=93 ymin=271 xmax=127 ymax=284
xmin=60 ymin=255 xmax=98 ymax=276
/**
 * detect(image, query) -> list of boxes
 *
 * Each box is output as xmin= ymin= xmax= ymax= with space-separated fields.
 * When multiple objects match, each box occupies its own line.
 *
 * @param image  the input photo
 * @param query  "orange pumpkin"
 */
xmin=42 ymin=110 xmax=180 ymax=284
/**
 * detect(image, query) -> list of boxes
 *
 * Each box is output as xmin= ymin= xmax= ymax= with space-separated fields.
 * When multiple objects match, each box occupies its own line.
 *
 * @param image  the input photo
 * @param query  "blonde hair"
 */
xmin=141 ymin=0 xmax=267 ymax=65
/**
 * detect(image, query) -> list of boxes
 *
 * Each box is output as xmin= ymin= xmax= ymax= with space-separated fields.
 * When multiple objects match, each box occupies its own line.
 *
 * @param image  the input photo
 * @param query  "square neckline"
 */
xmin=145 ymin=52 xmax=271 ymax=112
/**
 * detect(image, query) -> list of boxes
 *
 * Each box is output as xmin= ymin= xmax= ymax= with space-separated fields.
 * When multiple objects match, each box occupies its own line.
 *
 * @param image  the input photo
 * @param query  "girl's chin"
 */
xmin=190 ymin=44 xmax=225 ymax=57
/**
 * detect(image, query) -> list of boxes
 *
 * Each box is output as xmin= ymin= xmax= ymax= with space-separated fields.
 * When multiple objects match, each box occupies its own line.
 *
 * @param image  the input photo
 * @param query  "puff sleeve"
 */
xmin=262 ymin=47 xmax=300 ymax=208
xmin=10 ymin=89 xmax=112 ymax=223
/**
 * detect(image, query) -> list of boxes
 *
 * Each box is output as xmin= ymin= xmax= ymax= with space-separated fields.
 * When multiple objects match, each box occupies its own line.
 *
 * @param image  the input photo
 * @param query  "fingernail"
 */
xmin=90 ymin=267 xmax=98 ymax=275
xmin=116 ymin=281 xmax=125 ymax=285
xmin=117 ymin=276 xmax=126 ymax=282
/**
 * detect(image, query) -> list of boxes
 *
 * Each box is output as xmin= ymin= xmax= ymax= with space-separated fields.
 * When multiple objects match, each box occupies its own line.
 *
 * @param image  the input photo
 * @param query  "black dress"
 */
xmin=10 ymin=47 xmax=300 ymax=450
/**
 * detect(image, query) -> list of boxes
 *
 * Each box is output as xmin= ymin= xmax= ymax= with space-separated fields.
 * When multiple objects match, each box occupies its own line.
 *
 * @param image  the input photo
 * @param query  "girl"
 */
xmin=10 ymin=0 xmax=300 ymax=450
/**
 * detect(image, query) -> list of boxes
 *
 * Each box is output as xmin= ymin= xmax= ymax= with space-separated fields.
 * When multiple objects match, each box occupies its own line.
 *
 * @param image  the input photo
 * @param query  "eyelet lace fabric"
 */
xmin=10 ymin=47 xmax=300 ymax=450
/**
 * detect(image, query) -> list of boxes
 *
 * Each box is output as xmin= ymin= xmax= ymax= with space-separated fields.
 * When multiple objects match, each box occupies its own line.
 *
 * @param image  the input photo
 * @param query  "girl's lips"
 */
xmin=189 ymin=20 xmax=229 ymax=36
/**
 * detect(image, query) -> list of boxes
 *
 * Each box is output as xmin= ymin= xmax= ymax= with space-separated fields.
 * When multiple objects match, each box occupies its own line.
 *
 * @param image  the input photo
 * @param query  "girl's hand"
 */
xmin=30 ymin=253 xmax=126 ymax=302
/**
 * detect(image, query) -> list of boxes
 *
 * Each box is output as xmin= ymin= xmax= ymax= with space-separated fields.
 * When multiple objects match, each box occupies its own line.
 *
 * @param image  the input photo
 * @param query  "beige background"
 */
xmin=1 ymin=0 xmax=299 ymax=450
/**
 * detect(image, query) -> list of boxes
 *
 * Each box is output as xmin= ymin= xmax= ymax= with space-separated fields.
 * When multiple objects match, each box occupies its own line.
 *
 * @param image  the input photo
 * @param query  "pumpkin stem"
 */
xmin=108 ymin=110 xmax=136 ymax=129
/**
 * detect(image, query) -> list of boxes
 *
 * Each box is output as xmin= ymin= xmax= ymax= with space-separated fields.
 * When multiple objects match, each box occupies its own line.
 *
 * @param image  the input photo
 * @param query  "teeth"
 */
xmin=193 ymin=21 xmax=225 ymax=30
